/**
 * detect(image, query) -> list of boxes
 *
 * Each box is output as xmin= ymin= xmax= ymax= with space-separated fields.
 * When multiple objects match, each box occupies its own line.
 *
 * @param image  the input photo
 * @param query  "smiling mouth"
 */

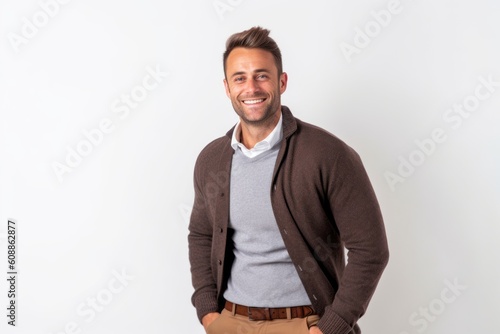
xmin=242 ymin=98 xmax=266 ymax=105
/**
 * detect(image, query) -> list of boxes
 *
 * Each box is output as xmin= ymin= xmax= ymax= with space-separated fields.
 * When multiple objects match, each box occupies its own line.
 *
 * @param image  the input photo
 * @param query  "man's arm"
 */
xmin=317 ymin=146 xmax=389 ymax=334
xmin=188 ymin=158 xmax=220 ymax=323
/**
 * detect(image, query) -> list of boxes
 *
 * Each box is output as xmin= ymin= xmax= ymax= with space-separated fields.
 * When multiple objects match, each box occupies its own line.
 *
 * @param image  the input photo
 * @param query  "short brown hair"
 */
xmin=223 ymin=26 xmax=283 ymax=77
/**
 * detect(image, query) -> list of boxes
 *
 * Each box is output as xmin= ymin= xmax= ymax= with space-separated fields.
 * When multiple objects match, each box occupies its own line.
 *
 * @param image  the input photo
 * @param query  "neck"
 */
xmin=239 ymin=109 xmax=281 ymax=149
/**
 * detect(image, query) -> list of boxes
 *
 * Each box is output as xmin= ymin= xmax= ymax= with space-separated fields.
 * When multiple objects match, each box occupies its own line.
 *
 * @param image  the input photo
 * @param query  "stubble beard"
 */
xmin=233 ymin=92 xmax=281 ymax=127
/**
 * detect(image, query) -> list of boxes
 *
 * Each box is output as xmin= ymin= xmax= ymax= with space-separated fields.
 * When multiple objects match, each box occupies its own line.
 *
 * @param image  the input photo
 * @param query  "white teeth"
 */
xmin=243 ymin=99 xmax=264 ymax=104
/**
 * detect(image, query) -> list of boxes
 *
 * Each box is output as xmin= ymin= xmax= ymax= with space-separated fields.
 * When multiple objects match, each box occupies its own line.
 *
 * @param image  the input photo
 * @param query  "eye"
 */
xmin=234 ymin=76 xmax=245 ymax=83
xmin=257 ymin=74 xmax=268 ymax=80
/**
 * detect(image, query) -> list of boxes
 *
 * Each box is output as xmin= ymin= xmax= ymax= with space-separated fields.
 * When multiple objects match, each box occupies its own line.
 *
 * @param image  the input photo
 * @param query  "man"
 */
xmin=188 ymin=26 xmax=389 ymax=334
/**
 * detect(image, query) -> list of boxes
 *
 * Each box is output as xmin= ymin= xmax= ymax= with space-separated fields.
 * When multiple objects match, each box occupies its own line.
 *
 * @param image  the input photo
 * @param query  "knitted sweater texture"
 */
xmin=188 ymin=106 xmax=389 ymax=334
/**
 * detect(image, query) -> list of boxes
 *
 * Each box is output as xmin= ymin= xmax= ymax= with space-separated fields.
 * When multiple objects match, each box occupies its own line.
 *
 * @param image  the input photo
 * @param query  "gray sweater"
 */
xmin=188 ymin=106 xmax=389 ymax=334
xmin=223 ymin=142 xmax=310 ymax=307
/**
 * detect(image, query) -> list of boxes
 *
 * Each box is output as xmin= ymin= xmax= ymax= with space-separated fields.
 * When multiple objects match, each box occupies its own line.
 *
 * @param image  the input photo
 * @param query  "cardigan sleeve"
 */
xmin=317 ymin=146 xmax=389 ymax=334
xmin=187 ymin=154 xmax=219 ymax=323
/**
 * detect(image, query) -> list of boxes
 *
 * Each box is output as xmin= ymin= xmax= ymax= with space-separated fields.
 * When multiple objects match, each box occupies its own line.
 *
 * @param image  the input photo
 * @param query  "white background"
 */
xmin=1 ymin=0 xmax=499 ymax=333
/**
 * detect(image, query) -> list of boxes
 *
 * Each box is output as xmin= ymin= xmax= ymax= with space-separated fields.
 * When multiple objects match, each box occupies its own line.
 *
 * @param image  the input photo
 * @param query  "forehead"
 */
xmin=226 ymin=47 xmax=277 ymax=74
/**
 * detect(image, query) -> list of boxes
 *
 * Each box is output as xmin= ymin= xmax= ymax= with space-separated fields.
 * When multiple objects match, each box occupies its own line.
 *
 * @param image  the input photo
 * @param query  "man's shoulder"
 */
xmin=282 ymin=106 xmax=360 ymax=161
xmin=294 ymin=117 xmax=355 ymax=154
xmin=290 ymin=118 xmax=365 ymax=176
xmin=194 ymin=132 xmax=233 ymax=172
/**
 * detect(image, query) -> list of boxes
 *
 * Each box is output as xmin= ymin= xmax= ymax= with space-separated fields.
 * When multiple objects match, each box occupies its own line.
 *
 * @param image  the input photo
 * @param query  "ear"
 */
xmin=223 ymin=78 xmax=231 ymax=98
xmin=279 ymin=72 xmax=288 ymax=94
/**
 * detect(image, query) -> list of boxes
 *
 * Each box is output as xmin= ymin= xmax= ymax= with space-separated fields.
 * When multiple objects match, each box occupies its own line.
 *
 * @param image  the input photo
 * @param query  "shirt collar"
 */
xmin=231 ymin=112 xmax=283 ymax=158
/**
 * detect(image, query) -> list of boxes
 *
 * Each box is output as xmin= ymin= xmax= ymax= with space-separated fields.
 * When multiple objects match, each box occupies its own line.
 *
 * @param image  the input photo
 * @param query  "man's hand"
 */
xmin=309 ymin=325 xmax=324 ymax=334
xmin=202 ymin=312 xmax=220 ymax=331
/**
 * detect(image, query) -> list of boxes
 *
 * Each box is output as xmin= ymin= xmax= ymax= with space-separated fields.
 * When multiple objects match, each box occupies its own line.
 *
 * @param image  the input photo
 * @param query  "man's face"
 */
xmin=224 ymin=47 xmax=287 ymax=125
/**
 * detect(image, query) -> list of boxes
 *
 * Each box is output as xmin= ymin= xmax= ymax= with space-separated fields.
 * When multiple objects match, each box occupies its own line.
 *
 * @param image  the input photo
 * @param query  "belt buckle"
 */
xmin=248 ymin=307 xmax=271 ymax=321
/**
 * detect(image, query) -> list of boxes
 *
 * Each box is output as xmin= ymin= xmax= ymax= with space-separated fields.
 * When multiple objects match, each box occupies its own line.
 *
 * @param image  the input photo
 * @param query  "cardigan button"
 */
xmin=218 ymin=260 xmax=222 ymax=265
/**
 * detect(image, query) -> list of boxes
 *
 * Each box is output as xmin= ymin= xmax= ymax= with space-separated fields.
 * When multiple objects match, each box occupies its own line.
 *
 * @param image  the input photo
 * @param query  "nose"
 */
xmin=244 ymin=78 xmax=259 ymax=94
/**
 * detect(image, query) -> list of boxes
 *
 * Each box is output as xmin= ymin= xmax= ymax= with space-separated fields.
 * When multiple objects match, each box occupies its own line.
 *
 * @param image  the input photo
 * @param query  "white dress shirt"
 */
xmin=230 ymin=112 xmax=283 ymax=158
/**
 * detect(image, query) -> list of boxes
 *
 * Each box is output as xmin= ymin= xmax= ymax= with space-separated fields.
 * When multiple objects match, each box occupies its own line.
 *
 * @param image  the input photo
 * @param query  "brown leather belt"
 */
xmin=225 ymin=301 xmax=315 ymax=321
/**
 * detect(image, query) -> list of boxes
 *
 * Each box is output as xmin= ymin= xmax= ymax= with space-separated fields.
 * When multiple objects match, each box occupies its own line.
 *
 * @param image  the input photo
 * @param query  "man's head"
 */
xmin=223 ymin=27 xmax=287 ymax=126
xmin=223 ymin=26 xmax=283 ymax=78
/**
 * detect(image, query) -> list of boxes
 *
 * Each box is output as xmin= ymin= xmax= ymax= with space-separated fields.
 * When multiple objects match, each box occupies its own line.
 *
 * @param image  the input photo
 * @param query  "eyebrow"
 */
xmin=230 ymin=69 xmax=271 ymax=78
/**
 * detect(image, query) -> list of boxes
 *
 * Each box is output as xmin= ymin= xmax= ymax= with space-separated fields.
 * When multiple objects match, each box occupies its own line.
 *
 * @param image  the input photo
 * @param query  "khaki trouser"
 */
xmin=206 ymin=309 xmax=320 ymax=334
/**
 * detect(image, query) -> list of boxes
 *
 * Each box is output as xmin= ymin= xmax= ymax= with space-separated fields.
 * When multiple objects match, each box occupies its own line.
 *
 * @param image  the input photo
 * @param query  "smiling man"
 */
xmin=223 ymin=46 xmax=285 ymax=150
xmin=188 ymin=26 xmax=389 ymax=334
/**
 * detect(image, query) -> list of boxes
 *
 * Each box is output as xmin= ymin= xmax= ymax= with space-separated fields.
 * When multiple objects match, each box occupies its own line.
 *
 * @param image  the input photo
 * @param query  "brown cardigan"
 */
xmin=188 ymin=106 xmax=389 ymax=334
